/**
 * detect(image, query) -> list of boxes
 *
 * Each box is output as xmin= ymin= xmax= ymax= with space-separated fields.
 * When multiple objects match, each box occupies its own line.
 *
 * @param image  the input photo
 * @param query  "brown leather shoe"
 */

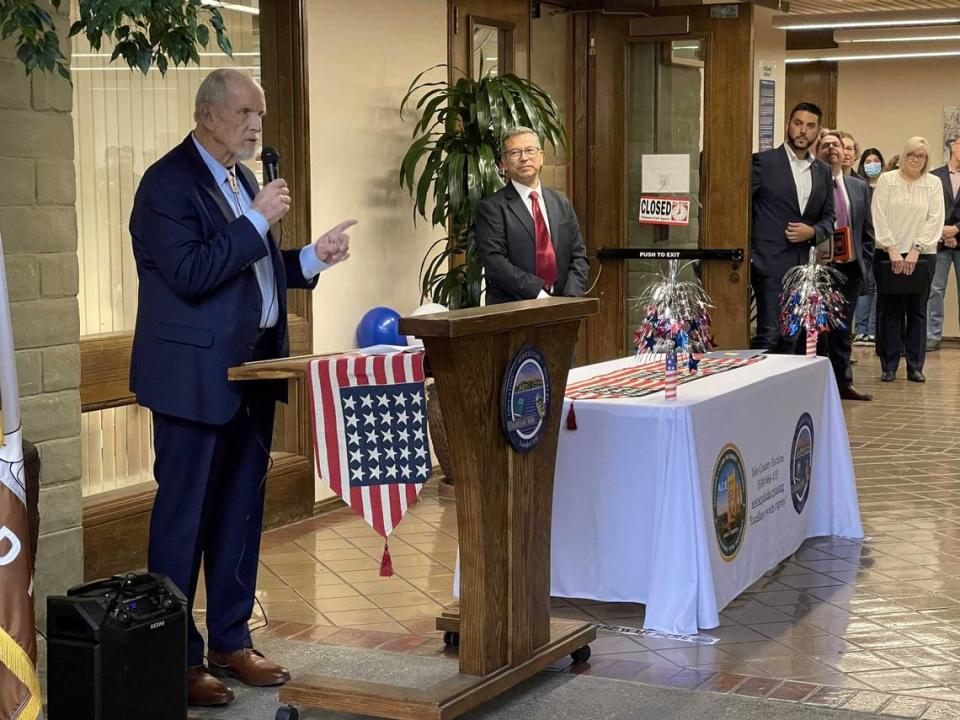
xmin=208 ymin=648 xmax=291 ymax=687
xmin=187 ymin=665 xmax=234 ymax=706
xmin=839 ymin=385 xmax=873 ymax=401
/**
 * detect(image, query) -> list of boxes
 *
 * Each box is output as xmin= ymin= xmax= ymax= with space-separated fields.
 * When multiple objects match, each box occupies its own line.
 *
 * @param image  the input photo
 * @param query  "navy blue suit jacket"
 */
xmin=129 ymin=135 xmax=317 ymax=425
xmin=751 ymin=145 xmax=836 ymax=278
xmin=839 ymin=173 xmax=876 ymax=282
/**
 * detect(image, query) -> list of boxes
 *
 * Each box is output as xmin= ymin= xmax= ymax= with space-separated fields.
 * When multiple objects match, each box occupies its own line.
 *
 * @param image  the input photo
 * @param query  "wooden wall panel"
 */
xmin=785 ymin=63 xmax=838 ymax=131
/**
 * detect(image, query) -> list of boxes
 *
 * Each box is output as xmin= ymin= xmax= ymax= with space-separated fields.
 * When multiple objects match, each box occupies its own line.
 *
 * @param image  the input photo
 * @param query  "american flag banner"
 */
xmin=0 ymin=233 xmax=42 ymax=720
xmin=565 ymin=353 xmax=766 ymax=401
xmin=806 ymin=330 xmax=818 ymax=358
xmin=307 ymin=351 xmax=431 ymax=575
xmin=664 ymin=351 xmax=678 ymax=400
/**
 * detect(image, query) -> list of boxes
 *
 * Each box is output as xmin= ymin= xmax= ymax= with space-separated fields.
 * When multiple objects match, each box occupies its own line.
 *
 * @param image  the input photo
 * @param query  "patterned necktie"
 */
xmin=833 ymin=177 xmax=849 ymax=229
xmin=529 ymin=190 xmax=557 ymax=290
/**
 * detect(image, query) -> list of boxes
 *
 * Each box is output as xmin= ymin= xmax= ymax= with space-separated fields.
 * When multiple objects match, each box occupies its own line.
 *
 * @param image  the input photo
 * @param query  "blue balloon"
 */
xmin=357 ymin=306 xmax=405 ymax=347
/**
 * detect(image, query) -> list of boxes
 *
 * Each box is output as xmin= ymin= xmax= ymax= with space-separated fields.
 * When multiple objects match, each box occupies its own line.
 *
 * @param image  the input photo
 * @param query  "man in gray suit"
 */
xmin=476 ymin=127 xmax=589 ymax=304
xmin=926 ymin=136 xmax=960 ymax=351
xmin=817 ymin=131 xmax=875 ymax=401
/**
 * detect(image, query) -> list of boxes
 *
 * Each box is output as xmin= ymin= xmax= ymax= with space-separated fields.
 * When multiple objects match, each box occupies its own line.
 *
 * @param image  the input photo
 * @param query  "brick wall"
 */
xmin=0 ymin=5 xmax=83 ymax=625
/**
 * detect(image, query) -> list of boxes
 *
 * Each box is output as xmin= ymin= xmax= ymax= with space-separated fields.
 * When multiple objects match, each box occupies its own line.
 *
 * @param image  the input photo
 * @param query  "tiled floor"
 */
xmin=243 ymin=345 xmax=960 ymax=718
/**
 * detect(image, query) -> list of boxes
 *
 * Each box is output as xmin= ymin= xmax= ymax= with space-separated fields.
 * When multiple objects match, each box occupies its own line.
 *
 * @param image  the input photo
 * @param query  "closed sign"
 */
xmin=639 ymin=196 xmax=690 ymax=226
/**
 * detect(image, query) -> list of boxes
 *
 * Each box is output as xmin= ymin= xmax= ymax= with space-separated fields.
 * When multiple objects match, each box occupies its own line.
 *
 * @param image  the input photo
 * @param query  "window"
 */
xmin=72 ymin=1 xmax=261 ymax=497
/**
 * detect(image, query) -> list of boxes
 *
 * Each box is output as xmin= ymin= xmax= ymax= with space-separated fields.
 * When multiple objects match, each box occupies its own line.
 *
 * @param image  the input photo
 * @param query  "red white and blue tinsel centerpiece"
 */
xmin=779 ymin=247 xmax=847 ymax=358
xmin=632 ymin=259 xmax=715 ymax=400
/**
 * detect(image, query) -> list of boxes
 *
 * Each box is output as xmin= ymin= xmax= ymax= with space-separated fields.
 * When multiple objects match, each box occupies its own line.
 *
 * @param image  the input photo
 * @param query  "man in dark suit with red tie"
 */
xmin=750 ymin=102 xmax=836 ymax=353
xmin=128 ymin=68 xmax=355 ymax=707
xmin=476 ymin=127 xmax=589 ymax=305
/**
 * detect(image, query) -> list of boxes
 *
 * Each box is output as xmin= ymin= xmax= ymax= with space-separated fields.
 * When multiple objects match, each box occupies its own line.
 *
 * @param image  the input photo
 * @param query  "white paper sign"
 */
xmin=641 ymin=154 xmax=690 ymax=194
xmin=639 ymin=196 xmax=690 ymax=226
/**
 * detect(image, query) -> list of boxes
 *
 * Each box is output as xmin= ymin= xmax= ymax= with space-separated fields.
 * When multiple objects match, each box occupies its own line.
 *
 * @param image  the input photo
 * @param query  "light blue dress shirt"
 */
xmin=191 ymin=135 xmax=326 ymax=329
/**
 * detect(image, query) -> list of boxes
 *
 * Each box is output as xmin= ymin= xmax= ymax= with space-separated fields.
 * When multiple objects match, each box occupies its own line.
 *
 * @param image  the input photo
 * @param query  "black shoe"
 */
xmin=839 ymin=386 xmax=873 ymax=401
xmin=907 ymin=370 xmax=926 ymax=383
xmin=881 ymin=370 xmax=896 ymax=382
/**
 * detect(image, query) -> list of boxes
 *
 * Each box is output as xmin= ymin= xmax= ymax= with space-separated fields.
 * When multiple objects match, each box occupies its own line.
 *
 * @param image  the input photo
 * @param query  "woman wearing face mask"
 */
xmin=853 ymin=148 xmax=885 ymax=345
xmin=859 ymin=149 xmax=884 ymax=190
xmin=872 ymin=137 xmax=944 ymax=382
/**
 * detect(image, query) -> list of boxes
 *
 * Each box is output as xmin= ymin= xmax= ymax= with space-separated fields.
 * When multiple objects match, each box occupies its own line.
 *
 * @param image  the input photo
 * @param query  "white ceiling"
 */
xmin=787 ymin=0 xmax=960 ymax=13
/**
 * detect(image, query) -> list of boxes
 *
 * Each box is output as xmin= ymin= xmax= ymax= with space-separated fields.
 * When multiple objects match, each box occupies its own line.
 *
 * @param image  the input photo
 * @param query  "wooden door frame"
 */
xmin=572 ymin=6 xmax=752 ymax=364
xmin=81 ymin=1 xmax=317 ymax=581
xmin=449 ymin=0 xmax=532 ymax=81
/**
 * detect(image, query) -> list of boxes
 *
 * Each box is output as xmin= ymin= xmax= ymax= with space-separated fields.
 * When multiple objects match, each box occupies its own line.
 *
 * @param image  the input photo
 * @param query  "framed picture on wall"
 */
xmin=944 ymin=105 xmax=960 ymax=163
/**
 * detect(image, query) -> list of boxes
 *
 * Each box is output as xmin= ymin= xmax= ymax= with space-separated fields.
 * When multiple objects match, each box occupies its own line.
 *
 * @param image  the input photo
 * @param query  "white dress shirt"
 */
xmin=871 ymin=170 xmax=945 ymax=254
xmin=784 ymin=144 xmax=814 ymax=214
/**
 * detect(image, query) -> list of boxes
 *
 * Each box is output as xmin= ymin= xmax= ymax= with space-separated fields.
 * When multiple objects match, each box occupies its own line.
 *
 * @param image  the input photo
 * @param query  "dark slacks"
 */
xmin=751 ymin=271 xmax=795 ymax=353
xmin=148 ymin=388 xmax=275 ymax=666
xmin=817 ymin=262 xmax=863 ymax=389
xmin=875 ymin=253 xmax=935 ymax=374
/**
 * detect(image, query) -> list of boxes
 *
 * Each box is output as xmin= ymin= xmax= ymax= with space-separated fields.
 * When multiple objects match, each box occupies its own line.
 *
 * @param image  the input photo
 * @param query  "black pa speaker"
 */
xmin=46 ymin=573 xmax=187 ymax=720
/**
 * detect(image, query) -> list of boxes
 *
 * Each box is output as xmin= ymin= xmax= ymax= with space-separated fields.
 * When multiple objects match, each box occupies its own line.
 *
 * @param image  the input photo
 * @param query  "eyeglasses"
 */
xmin=504 ymin=147 xmax=542 ymax=161
xmin=906 ymin=152 xmax=927 ymax=161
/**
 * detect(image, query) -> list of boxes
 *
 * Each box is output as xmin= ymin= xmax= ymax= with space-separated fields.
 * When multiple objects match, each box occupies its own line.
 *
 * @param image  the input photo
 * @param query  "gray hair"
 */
xmin=500 ymin=126 xmax=541 ymax=152
xmin=194 ymin=68 xmax=259 ymax=122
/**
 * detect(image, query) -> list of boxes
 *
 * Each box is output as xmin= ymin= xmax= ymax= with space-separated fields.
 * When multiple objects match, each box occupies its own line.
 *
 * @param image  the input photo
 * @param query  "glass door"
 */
xmin=625 ymin=39 xmax=706 ymax=348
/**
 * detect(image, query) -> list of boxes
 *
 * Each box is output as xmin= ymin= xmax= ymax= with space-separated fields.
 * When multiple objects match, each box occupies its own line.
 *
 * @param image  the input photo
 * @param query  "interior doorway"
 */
xmin=574 ymin=7 xmax=754 ymax=365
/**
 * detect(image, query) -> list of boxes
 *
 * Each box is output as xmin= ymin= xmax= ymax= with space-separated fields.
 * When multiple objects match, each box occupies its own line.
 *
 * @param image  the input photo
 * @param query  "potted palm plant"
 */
xmin=399 ymin=65 xmax=568 ymax=493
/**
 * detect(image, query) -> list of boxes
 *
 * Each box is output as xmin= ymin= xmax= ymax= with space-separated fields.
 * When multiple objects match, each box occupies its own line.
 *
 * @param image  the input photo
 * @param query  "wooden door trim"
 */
xmin=466 ymin=14 xmax=517 ymax=78
xmin=574 ymin=8 xmax=752 ymax=361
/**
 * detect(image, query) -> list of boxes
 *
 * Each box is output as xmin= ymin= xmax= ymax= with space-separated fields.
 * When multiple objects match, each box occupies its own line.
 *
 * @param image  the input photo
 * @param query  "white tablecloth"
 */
xmin=549 ymin=354 xmax=862 ymax=636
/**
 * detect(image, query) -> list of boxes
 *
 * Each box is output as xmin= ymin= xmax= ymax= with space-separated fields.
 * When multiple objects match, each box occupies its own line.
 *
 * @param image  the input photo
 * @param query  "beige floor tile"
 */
xmin=310 ymin=595 xmax=378 ymax=613
xmin=371 ymin=591 xmax=434 ymax=608
xmin=325 ymin=608 xmax=394 ymax=626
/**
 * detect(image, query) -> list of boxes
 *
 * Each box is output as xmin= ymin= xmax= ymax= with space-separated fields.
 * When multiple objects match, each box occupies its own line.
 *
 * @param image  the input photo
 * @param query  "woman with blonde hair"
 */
xmin=871 ymin=136 xmax=945 ymax=382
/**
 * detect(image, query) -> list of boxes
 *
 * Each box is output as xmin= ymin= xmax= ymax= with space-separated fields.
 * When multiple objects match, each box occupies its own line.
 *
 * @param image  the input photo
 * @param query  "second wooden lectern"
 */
xmin=232 ymin=297 xmax=597 ymax=720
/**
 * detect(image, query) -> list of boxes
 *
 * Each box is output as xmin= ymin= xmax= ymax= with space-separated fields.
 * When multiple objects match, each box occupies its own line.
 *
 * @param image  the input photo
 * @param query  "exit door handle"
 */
xmin=596 ymin=248 xmax=744 ymax=262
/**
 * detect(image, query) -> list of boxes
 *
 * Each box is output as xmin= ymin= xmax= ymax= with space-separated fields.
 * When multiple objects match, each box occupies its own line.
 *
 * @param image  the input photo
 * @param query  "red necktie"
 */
xmin=529 ymin=190 xmax=557 ymax=290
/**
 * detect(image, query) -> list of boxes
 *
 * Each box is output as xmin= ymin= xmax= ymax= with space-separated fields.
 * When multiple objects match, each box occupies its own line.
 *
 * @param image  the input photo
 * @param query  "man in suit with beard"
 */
xmin=129 ymin=68 xmax=355 ymax=707
xmin=751 ymin=102 xmax=836 ymax=352
xmin=476 ymin=126 xmax=589 ymax=304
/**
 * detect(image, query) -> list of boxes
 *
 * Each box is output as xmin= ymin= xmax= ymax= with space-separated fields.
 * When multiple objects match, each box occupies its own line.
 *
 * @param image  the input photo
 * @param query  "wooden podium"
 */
xmin=230 ymin=297 xmax=598 ymax=720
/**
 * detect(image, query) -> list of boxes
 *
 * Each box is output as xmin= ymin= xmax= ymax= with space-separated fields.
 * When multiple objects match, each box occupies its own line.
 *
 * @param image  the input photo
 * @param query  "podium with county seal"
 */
xmin=229 ymin=297 xmax=598 ymax=720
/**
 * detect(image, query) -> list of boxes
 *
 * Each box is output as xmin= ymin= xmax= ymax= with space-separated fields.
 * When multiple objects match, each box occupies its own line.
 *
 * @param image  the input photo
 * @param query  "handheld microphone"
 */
xmin=261 ymin=146 xmax=280 ymax=184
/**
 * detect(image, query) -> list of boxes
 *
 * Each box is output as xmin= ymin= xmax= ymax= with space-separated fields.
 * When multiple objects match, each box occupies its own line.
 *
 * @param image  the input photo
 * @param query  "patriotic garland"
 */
xmin=630 ymin=259 xmax=715 ymax=402
xmin=633 ymin=260 xmax=715 ymax=369
xmin=779 ymin=247 xmax=846 ymax=357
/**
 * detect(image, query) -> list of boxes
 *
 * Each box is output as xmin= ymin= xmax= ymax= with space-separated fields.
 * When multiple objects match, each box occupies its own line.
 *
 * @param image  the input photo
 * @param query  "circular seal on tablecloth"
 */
xmin=790 ymin=412 xmax=815 ymax=514
xmin=712 ymin=444 xmax=747 ymax=562
xmin=500 ymin=346 xmax=550 ymax=453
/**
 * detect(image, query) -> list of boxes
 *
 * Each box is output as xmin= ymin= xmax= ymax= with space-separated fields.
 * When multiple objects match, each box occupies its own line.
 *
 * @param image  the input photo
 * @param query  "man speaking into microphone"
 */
xmin=128 ymin=68 xmax=355 ymax=707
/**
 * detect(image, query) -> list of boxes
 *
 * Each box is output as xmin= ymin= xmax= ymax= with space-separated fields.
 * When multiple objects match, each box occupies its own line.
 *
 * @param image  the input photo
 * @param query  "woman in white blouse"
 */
xmin=871 ymin=136 xmax=945 ymax=383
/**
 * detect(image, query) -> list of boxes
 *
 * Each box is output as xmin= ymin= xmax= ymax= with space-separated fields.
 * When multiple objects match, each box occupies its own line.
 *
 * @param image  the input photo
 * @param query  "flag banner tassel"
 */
xmin=566 ymin=401 xmax=577 ymax=431
xmin=380 ymin=542 xmax=394 ymax=577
